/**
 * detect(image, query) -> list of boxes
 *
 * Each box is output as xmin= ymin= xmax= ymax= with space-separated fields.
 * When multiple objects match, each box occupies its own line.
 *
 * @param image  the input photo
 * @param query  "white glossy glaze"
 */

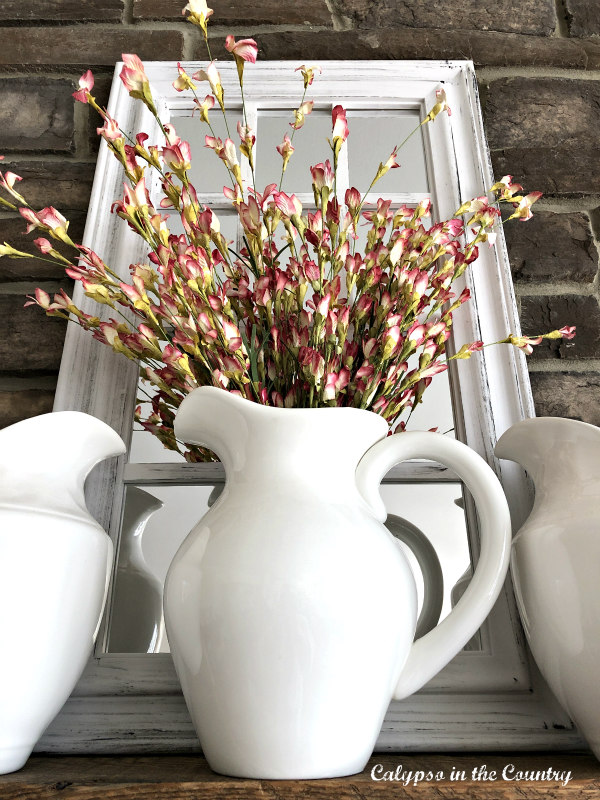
xmin=165 ymin=387 xmax=512 ymax=779
xmin=495 ymin=416 xmax=600 ymax=759
xmin=0 ymin=411 xmax=125 ymax=774
xmin=206 ymin=485 xmax=445 ymax=639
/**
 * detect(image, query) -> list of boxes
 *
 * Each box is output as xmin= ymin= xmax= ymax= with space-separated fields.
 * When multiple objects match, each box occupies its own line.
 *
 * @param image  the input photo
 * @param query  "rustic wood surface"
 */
xmin=0 ymin=753 xmax=597 ymax=799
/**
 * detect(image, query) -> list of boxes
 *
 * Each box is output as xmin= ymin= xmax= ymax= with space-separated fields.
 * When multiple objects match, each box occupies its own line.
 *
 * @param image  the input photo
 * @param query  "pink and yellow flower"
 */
xmin=163 ymin=139 xmax=192 ymax=177
xmin=73 ymin=69 xmax=94 ymax=103
xmin=225 ymin=35 xmax=258 ymax=86
xmin=310 ymin=160 xmax=335 ymax=193
xmin=295 ymin=64 xmax=321 ymax=89
xmin=508 ymin=191 xmax=543 ymax=222
xmin=225 ymin=35 xmax=258 ymax=64
xmin=423 ymin=88 xmax=452 ymax=124
xmin=5 ymin=10 xmax=564 ymax=457
xmin=505 ymin=334 xmax=543 ymax=355
xmin=277 ymin=135 xmax=295 ymax=172
xmin=193 ymin=94 xmax=215 ymax=124
xmin=330 ymin=105 xmax=349 ymax=160
xmin=173 ymin=63 xmax=197 ymax=92
xmin=193 ymin=61 xmax=224 ymax=108
xmin=120 ymin=54 xmax=156 ymax=113
xmin=290 ymin=100 xmax=314 ymax=131
xmin=182 ymin=0 xmax=213 ymax=36
xmin=120 ymin=54 xmax=148 ymax=94
xmin=374 ymin=146 xmax=400 ymax=182
xmin=97 ymin=115 xmax=123 ymax=144
xmin=20 ymin=206 xmax=71 ymax=244
xmin=274 ymin=191 xmax=302 ymax=218
xmin=237 ymin=121 xmax=256 ymax=167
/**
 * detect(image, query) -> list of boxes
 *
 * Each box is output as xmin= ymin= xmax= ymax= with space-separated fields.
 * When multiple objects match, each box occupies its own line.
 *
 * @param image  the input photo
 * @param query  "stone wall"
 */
xmin=0 ymin=0 xmax=598 ymax=428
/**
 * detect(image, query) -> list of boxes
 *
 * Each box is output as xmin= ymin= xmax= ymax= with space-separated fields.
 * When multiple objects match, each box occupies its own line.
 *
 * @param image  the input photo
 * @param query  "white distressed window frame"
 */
xmin=41 ymin=61 xmax=583 ymax=753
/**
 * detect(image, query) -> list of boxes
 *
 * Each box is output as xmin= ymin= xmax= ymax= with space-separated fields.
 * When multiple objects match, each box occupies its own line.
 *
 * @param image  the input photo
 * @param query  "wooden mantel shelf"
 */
xmin=0 ymin=753 xmax=598 ymax=799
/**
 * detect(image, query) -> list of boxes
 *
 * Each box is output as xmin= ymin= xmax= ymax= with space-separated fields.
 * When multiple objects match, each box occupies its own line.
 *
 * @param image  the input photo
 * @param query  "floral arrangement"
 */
xmin=0 ymin=1 xmax=574 ymax=461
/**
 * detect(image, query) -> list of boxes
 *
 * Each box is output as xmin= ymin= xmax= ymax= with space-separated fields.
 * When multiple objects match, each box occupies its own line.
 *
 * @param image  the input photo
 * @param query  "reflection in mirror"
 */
xmin=380 ymin=482 xmax=474 ymax=635
xmin=106 ymin=481 xmax=475 ymax=653
xmin=108 ymin=484 xmax=213 ymax=652
xmin=107 ymin=486 xmax=166 ymax=653
xmin=450 ymin=495 xmax=478 ymax=650
xmin=385 ymin=512 xmax=444 ymax=639
xmin=129 ymin=406 xmax=187 ymax=463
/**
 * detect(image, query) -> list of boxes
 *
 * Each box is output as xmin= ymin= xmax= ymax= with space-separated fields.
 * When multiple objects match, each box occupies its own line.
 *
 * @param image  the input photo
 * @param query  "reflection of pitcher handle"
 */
xmin=356 ymin=431 xmax=511 ymax=699
xmin=385 ymin=515 xmax=444 ymax=639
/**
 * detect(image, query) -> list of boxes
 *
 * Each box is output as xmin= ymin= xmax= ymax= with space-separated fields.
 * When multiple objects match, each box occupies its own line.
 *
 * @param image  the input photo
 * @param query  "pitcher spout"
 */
xmin=174 ymin=386 xmax=389 ymax=487
xmin=174 ymin=387 xmax=251 ymax=471
xmin=494 ymin=418 xmax=548 ymax=478
xmin=0 ymin=411 xmax=125 ymax=519
xmin=0 ymin=411 xmax=124 ymax=474
xmin=495 ymin=416 xmax=600 ymax=489
xmin=57 ymin=411 xmax=126 ymax=476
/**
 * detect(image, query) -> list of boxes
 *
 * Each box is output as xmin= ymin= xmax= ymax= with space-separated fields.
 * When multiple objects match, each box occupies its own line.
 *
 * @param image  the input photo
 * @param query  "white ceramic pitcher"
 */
xmin=0 ymin=411 xmax=125 ymax=774
xmin=496 ymin=416 xmax=600 ymax=759
xmin=165 ymin=386 xmax=511 ymax=779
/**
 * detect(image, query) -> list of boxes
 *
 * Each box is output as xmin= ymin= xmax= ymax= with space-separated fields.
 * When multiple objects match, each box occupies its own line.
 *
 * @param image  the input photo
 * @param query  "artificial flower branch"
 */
xmin=0 ymin=5 xmax=575 ymax=461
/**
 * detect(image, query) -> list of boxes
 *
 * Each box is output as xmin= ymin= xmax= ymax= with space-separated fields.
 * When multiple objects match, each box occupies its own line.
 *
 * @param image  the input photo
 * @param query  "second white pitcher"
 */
xmin=164 ymin=386 xmax=512 ymax=779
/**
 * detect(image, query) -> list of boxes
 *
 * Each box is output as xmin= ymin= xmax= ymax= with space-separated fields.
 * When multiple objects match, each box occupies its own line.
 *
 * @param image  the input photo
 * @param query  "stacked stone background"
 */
xmin=0 ymin=0 xmax=598 ymax=428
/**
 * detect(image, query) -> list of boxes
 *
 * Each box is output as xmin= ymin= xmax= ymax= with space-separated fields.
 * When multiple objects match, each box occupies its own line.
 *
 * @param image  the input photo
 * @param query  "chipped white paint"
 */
xmin=45 ymin=61 xmax=583 ymax=752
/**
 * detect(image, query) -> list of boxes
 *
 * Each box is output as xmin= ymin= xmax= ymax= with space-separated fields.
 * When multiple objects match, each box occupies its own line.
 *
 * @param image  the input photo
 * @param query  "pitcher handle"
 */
xmin=356 ymin=431 xmax=511 ymax=700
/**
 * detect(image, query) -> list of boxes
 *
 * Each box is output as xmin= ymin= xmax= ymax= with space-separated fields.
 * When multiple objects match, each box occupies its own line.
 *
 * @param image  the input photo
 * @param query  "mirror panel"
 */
xmin=346 ymin=110 xmax=428 ymax=194
xmin=255 ymin=110 xmax=333 ymax=194
xmin=170 ymin=112 xmax=241 ymax=195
